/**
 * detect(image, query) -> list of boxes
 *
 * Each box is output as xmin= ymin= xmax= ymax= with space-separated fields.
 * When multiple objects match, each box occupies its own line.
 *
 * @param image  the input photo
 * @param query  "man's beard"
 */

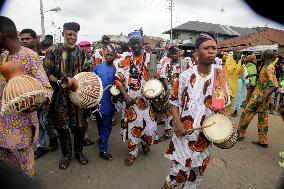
xmin=68 ymin=44 xmax=76 ymax=49
xmin=64 ymin=38 xmax=76 ymax=49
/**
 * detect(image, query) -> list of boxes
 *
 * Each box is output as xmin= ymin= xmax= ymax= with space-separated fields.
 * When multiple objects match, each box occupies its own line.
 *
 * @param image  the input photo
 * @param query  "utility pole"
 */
xmin=170 ymin=0 xmax=173 ymax=42
xmin=40 ymin=0 xmax=45 ymax=38
xmin=58 ymin=27 xmax=62 ymax=43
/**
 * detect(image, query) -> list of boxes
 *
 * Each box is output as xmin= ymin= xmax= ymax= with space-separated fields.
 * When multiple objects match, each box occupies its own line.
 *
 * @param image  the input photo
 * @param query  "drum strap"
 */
xmin=167 ymin=60 xmax=179 ymax=85
xmin=212 ymin=68 xmax=227 ymax=111
xmin=129 ymin=53 xmax=146 ymax=90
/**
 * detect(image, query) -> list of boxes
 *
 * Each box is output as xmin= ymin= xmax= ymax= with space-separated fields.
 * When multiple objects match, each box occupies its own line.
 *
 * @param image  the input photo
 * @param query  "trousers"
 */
xmin=96 ymin=114 xmax=113 ymax=153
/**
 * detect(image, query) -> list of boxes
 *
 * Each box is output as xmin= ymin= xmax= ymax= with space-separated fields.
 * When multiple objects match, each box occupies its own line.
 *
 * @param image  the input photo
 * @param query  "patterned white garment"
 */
xmin=159 ymin=57 xmax=190 ymax=132
xmin=160 ymin=57 xmax=190 ymax=92
xmin=112 ymin=51 xmax=134 ymax=113
xmin=94 ymin=48 xmax=106 ymax=63
xmin=178 ymin=57 xmax=193 ymax=72
xmin=165 ymin=161 xmax=206 ymax=189
xmin=165 ymin=65 xmax=230 ymax=167
xmin=115 ymin=51 xmax=157 ymax=157
xmin=112 ymin=54 xmax=129 ymax=113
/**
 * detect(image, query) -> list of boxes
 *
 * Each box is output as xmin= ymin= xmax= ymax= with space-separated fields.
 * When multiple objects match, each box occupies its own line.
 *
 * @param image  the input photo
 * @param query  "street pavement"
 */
xmin=36 ymin=111 xmax=284 ymax=189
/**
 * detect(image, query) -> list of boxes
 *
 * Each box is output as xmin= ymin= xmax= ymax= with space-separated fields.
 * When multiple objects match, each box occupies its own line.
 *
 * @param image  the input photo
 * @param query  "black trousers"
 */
xmin=57 ymin=126 xmax=87 ymax=156
xmin=54 ymin=89 xmax=88 ymax=157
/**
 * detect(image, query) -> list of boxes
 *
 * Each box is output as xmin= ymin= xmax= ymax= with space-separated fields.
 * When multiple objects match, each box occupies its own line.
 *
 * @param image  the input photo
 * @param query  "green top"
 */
xmin=245 ymin=62 xmax=257 ymax=86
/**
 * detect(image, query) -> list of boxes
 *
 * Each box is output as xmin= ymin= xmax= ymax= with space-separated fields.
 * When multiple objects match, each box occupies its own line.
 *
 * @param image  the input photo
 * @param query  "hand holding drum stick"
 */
xmin=185 ymin=121 xmax=216 ymax=132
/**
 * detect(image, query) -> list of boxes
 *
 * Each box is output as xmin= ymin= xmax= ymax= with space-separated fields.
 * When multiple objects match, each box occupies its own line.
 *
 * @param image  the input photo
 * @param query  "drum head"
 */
xmin=142 ymin=79 xmax=163 ymax=98
xmin=203 ymin=114 xmax=233 ymax=142
xmin=110 ymin=85 xmax=120 ymax=96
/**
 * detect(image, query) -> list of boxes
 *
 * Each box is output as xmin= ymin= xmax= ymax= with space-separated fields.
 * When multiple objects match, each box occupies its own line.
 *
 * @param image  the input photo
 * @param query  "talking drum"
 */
xmin=202 ymin=114 xmax=238 ymax=149
xmin=142 ymin=79 xmax=170 ymax=114
xmin=62 ymin=72 xmax=103 ymax=109
xmin=0 ymin=59 xmax=46 ymax=114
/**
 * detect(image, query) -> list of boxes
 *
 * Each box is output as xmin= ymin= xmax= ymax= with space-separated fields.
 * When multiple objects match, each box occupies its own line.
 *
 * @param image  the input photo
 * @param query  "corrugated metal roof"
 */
xmin=163 ymin=21 xmax=257 ymax=36
xmin=108 ymin=34 xmax=128 ymax=43
xmin=218 ymin=28 xmax=284 ymax=51
xmin=240 ymin=44 xmax=279 ymax=52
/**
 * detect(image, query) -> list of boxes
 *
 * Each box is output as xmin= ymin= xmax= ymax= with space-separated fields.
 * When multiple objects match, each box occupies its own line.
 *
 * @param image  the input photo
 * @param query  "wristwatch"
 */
xmin=57 ymin=80 xmax=61 ymax=86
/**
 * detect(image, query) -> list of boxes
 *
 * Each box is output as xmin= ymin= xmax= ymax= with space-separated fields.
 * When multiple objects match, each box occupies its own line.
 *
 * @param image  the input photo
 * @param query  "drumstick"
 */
xmin=103 ymin=85 xmax=113 ymax=92
xmin=185 ymin=121 xmax=216 ymax=132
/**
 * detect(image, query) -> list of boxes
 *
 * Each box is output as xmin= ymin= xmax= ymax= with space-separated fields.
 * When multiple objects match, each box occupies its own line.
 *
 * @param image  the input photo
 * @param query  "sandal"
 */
xmin=83 ymin=138 xmax=94 ymax=146
xmin=153 ymin=140 xmax=160 ymax=144
xmin=238 ymin=136 xmax=245 ymax=141
xmin=232 ymin=111 xmax=238 ymax=117
xmin=124 ymin=155 xmax=136 ymax=166
xmin=59 ymin=156 xmax=71 ymax=170
xmin=161 ymin=183 xmax=172 ymax=189
xmin=158 ymin=134 xmax=171 ymax=142
xmin=75 ymin=152 xmax=89 ymax=165
xmin=251 ymin=141 xmax=268 ymax=148
xmin=100 ymin=152 xmax=113 ymax=161
xmin=142 ymin=144 xmax=150 ymax=156
xmin=34 ymin=147 xmax=49 ymax=159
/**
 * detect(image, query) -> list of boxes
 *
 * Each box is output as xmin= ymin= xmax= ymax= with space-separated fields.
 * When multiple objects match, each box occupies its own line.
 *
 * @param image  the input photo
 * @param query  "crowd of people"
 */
xmin=0 ymin=15 xmax=284 ymax=189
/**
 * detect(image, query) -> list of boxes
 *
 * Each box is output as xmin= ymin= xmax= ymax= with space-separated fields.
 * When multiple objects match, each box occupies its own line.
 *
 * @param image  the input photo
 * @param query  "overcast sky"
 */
xmin=1 ymin=0 xmax=284 ymax=42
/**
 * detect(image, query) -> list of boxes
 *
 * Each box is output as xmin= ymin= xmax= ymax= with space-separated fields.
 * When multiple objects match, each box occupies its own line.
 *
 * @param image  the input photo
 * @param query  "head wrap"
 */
xmin=195 ymin=32 xmax=216 ymax=48
xmin=128 ymin=31 xmax=143 ymax=42
xmin=106 ymin=44 xmax=115 ymax=52
xmin=78 ymin=41 xmax=91 ymax=47
xmin=102 ymin=35 xmax=110 ymax=40
xmin=63 ymin=22 xmax=80 ymax=32
xmin=168 ymin=46 xmax=179 ymax=55
xmin=164 ymin=43 xmax=175 ymax=51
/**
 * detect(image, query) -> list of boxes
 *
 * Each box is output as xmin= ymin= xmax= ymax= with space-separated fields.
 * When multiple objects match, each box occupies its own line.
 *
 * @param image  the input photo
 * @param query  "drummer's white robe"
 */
xmin=159 ymin=57 xmax=192 ymax=133
xmin=115 ymin=51 xmax=157 ymax=157
xmin=164 ymin=65 xmax=230 ymax=188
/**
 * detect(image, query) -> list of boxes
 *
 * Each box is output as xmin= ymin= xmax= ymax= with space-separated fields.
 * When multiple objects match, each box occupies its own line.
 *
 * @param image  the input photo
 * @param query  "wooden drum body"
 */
xmin=142 ymin=79 xmax=170 ymax=114
xmin=110 ymin=85 xmax=122 ymax=103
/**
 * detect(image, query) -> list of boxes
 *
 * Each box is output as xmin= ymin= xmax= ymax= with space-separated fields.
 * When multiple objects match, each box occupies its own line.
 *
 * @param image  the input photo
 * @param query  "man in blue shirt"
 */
xmin=92 ymin=49 xmax=116 ymax=160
